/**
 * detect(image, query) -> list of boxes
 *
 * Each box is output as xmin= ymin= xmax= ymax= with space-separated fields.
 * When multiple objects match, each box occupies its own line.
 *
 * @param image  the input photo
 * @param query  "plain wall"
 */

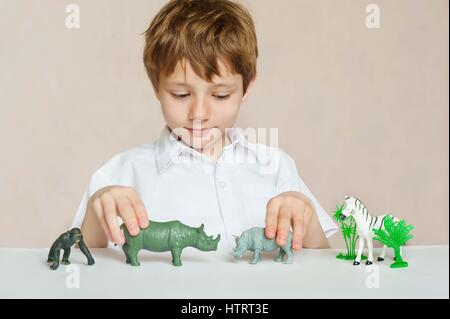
xmin=0 ymin=0 xmax=448 ymax=248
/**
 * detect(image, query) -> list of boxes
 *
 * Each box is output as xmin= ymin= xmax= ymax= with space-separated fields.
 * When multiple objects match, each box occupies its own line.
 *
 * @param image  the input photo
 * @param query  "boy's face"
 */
xmin=156 ymin=59 xmax=255 ymax=156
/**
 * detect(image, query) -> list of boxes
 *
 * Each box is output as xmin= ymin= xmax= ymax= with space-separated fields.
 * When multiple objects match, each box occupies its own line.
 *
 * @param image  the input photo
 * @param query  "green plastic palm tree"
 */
xmin=333 ymin=204 xmax=364 ymax=260
xmin=373 ymin=215 xmax=414 ymax=268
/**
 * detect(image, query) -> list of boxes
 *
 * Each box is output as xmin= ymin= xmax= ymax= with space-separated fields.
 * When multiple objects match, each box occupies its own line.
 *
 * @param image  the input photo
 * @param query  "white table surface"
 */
xmin=0 ymin=245 xmax=448 ymax=299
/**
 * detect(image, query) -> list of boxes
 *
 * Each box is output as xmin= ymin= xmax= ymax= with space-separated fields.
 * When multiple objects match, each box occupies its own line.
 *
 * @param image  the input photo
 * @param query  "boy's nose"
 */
xmin=189 ymin=99 xmax=211 ymax=121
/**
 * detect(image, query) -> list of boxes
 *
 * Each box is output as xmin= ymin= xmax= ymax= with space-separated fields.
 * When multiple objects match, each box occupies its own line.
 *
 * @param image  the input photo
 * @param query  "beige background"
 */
xmin=0 ymin=0 xmax=448 ymax=248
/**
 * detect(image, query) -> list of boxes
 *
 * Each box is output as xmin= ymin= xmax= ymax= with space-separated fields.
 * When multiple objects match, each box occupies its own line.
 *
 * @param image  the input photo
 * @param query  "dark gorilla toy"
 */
xmin=47 ymin=228 xmax=95 ymax=270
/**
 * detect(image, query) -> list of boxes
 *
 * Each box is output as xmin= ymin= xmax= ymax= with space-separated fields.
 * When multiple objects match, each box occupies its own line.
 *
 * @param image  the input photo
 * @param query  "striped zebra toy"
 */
xmin=340 ymin=195 xmax=402 ymax=266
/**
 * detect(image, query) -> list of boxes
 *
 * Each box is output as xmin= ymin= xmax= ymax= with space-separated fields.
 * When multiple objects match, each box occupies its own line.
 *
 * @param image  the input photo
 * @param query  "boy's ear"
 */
xmin=242 ymin=76 xmax=257 ymax=104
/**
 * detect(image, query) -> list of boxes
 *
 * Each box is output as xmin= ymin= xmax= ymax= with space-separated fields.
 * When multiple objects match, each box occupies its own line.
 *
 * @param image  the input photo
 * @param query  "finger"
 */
xmin=303 ymin=206 xmax=313 ymax=237
xmin=292 ymin=213 xmax=304 ymax=251
xmin=116 ymin=195 xmax=140 ymax=236
xmin=126 ymin=188 xmax=149 ymax=229
xmin=265 ymin=198 xmax=281 ymax=238
xmin=101 ymin=193 xmax=124 ymax=245
xmin=92 ymin=198 xmax=113 ymax=243
xmin=276 ymin=206 xmax=291 ymax=246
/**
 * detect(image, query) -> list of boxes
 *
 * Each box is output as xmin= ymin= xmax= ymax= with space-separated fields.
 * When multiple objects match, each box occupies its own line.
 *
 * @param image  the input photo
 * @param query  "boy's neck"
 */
xmin=168 ymin=126 xmax=232 ymax=162
xmin=204 ymin=132 xmax=231 ymax=162
xmin=196 ymin=130 xmax=231 ymax=162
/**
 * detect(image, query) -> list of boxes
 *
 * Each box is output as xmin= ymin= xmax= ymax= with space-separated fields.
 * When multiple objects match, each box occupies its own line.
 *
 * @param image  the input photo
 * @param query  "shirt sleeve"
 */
xmin=275 ymin=149 xmax=338 ymax=238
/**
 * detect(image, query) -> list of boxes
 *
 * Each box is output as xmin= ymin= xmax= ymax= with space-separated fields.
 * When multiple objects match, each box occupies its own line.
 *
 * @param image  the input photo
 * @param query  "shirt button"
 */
xmin=218 ymin=181 xmax=227 ymax=188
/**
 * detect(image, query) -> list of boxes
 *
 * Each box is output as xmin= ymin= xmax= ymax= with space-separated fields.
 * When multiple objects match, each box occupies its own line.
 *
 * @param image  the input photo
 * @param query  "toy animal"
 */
xmin=340 ymin=195 xmax=403 ymax=266
xmin=121 ymin=220 xmax=220 ymax=266
xmin=232 ymin=227 xmax=294 ymax=264
xmin=47 ymin=228 xmax=95 ymax=270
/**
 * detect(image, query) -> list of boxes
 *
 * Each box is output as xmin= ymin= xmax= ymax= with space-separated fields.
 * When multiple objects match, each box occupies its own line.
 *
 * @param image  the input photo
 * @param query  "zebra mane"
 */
xmin=350 ymin=196 xmax=371 ymax=217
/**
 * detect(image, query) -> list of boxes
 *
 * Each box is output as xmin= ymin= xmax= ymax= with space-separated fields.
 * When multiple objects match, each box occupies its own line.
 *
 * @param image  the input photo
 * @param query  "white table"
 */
xmin=0 ymin=246 xmax=448 ymax=299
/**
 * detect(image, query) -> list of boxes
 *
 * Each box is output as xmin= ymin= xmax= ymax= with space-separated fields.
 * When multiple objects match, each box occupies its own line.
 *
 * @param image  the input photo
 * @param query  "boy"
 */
xmin=71 ymin=0 xmax=338 ymax=251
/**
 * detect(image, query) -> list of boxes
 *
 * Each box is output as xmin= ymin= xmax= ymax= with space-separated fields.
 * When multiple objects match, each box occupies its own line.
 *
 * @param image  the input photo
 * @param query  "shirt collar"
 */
xmin=154 ymin=125 xmax=252 ymax=174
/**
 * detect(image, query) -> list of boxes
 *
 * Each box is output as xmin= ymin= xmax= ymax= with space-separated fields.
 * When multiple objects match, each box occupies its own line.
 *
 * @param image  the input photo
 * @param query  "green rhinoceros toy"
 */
xmin=120 ymin=220 xmax=220 ymax=266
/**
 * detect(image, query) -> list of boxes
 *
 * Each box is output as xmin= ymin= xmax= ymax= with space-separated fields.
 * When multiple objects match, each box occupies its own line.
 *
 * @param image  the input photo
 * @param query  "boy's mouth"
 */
xmin=184 ymin=127 xmax=212 ymax=134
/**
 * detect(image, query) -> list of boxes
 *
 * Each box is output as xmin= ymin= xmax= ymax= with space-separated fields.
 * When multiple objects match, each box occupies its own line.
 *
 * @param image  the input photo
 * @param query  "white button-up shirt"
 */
xmin=71 ymin=126 xmax=338 ymax=249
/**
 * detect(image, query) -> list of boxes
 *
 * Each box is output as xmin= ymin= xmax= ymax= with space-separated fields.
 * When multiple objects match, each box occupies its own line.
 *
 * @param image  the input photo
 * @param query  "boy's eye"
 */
xmin=214 ymin=94 xmax=231 ymax=100
xmin=171 ymin=93 xmax=190 ymax=99
xmin=170 ymin=93 xmax=231 ymax=100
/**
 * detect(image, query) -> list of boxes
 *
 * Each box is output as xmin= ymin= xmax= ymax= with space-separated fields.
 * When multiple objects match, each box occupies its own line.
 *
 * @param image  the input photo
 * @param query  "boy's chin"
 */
xmin=184 ymin=136 xmax=222 ymax=152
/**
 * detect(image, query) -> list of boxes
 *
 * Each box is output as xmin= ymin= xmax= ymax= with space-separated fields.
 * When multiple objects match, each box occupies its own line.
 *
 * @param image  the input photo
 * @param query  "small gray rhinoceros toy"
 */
xmin=232 ymin=227 xmax=294 ymax=264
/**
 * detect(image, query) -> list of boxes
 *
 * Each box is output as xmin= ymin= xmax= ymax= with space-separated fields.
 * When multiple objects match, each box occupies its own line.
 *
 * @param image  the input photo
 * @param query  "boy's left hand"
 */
xmin=265 ymin=191 xmax=314 ymax=251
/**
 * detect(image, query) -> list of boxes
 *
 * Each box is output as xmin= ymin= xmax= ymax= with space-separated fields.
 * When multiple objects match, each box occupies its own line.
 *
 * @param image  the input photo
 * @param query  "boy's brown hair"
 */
xmin=143 ymin=0 xmax=258 ymax=95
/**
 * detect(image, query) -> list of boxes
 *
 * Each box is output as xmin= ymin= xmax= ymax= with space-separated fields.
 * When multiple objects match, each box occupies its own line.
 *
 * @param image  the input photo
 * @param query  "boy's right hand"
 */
xmin=88 ymin=186 xmax=149 ymax=245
